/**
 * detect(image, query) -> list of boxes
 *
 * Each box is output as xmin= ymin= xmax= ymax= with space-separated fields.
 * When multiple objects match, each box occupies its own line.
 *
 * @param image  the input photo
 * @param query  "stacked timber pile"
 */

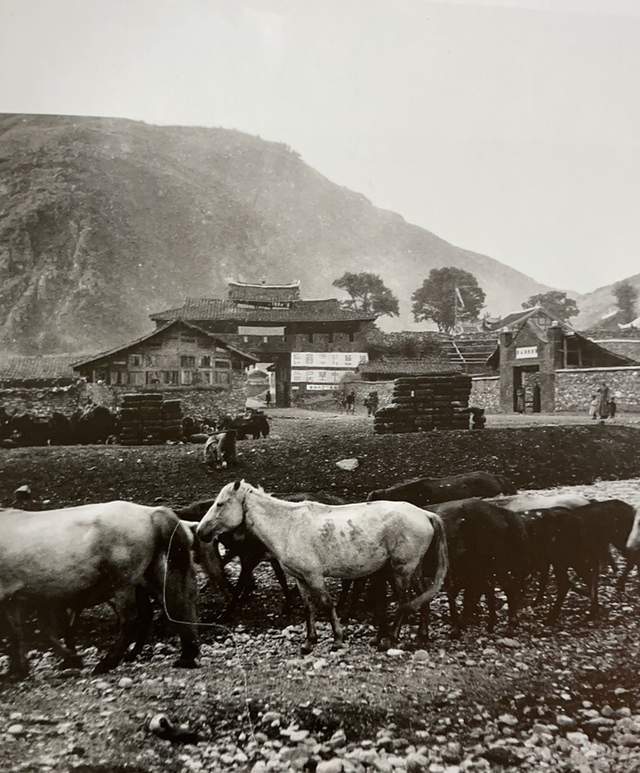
xmin=119 ymin=394 xmax=165 ymax=445
xmin=161 ymin=399 xmax=183 ymax=442
xmin=374 ymin=373 xmax=472 ymax=434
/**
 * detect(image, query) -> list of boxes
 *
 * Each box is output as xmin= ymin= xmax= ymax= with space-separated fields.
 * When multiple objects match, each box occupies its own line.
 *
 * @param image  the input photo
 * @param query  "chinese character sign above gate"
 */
xmin=515 ymin=346 xmax=538 ymax=360
xmin=290 ymin=352 xmax=368 ymax=368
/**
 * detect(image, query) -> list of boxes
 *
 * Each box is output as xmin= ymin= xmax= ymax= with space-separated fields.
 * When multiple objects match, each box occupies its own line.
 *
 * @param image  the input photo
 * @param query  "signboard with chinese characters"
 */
xmin=515 ymin=346 xmax=538 ymax=360
xmin=291 ymin=369 xmax=346 ymax=384
xmin=290 ymin=352 xmax=368 ymax=368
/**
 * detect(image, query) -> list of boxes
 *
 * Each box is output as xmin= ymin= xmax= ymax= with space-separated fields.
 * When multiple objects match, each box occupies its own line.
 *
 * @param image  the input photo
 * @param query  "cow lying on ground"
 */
xmin=367 ymin=471 xmax=516 ymax=506
xmin=0 ymin=503 xmax=200 ymax=678
xmin=177 ymin=490 xmax=346 ymax=618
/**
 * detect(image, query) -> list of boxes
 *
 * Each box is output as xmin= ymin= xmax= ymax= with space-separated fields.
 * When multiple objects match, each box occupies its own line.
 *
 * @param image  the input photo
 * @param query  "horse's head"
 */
xmin=196 ymin=480 xmax=247 ymax=543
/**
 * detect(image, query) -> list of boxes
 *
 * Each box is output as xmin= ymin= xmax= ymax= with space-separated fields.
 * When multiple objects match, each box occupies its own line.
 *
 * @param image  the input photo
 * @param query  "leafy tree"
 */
xmin=411 ymin=267 xmax=485 ymax=333
xmin=613 ymin=280 xmax=638 ymax=323
xmin=332 ymin=272 xmax=399 ymax=317
xmin=523 ymin=291 xmax=579 ymax=322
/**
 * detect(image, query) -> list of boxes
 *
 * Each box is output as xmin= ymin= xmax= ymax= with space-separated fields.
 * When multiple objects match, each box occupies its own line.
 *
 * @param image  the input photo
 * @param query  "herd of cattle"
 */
xmin=1 ymin=469 xmax=639 ymax=679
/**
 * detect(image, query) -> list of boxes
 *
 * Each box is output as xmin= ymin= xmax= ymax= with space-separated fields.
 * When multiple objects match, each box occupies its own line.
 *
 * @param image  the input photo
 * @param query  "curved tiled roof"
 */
xmin=0 ymin=354 xmax=82 ymax=384
xmin=150 ymin=297 xmax=376 ymax=323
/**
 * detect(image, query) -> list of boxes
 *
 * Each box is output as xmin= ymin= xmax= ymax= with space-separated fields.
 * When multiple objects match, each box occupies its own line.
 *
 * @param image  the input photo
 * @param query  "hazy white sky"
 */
xmin=1 ymin=0 xmax=639 ymax=293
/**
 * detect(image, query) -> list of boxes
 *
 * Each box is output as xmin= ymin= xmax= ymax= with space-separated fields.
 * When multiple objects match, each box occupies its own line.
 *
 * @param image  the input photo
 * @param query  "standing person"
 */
xmin=346 ymin=390 xmax=356 ymax=414
xmin=609 ymin=396 xmax=617 ymax=419
xmin=588 ymin=395 xmax=598 ymax=420
xmin=598 ymin=382 xmax=610 ymax=419
xmin=265 ymin=389 xmax=272 ymax=408
xmin=515 ymin=387 xmax=525 ymax=414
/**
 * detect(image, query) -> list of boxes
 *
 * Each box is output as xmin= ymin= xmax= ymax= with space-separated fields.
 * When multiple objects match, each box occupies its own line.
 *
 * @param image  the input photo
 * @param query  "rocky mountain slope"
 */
xmin=574 ymin=273 xmax=640 ymax=330
xmin=0 ymin=113 xmax=551 ymax=352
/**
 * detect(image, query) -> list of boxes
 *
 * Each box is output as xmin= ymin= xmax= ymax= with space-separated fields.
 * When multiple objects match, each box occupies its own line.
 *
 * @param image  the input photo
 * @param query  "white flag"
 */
xmin=455 ymin=286 xmax=465 ymax=308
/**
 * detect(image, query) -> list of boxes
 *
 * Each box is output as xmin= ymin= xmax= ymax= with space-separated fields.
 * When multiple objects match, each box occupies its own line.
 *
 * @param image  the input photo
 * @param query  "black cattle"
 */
xmin=367 ymin=471 xmax=516 ymax=506
xmin=520 ymin=499 xmax=635 ymax=622
xmin=179 ymin=490 xmax=345 ymax=618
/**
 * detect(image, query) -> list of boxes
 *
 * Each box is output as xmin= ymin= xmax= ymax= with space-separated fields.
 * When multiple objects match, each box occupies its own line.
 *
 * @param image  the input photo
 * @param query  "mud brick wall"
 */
xmin=0 ymin=385 xmax=83 ymax=416
xmin=470 ymin=376 xmax=500 ymax=413
xmin=555 ymin=367 xmax=640 ymax=413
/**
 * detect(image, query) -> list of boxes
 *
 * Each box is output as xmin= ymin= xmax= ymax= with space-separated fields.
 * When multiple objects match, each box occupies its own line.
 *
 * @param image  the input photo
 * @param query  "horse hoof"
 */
xmin=300 ymin=642 xmax=315 ymax=655
xmin=376 ymin=637 xmax=394 ymax=651
xmin=330 ymin=641 xmax=345 ymax=652
xmin=173 ymin=657 xmax=199 ymax=669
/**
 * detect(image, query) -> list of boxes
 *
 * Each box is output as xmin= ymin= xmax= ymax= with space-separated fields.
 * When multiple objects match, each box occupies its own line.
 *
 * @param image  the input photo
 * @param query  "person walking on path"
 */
xmin=598 ymin=382 xmax=610 ymax=419
xmin=265 ymin=389 xmax=272 ymax=408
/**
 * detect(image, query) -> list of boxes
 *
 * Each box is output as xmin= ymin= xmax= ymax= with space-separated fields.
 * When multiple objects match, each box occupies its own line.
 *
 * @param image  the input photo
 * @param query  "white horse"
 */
xmin=487 ymin=492 xmax=590 ymax=512
xmin=0 ymin=502 xmax=200 ymax=678
xmin=196 ymin=480 xmax=448 ymax=652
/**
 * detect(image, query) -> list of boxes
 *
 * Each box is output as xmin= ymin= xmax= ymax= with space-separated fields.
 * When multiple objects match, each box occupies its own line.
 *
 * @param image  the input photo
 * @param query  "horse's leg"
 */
xmin=38 ymin=606 xmax=83 ymax=668
xmin=160 ymin=550 xmax=200 ymax=670
xmin=447 ymin=583 xmax=462 ymax=639
xmin=545 ymin=564 xmax=570 ymax=625
xmin=390 ymin=571 xmax=412 ymax=644
xmin=307 ymin=577 xmax=343 ymax=650
xmin=617 ymin=555 xmax=635 ymax=593
xmin=93 ymin=590 xmax=141 ymax=674
xmin=222 ymin=554 xmax=261 ymax=619
xmin=371 ymin=573 xmax=392 ymax=650
xmin=295 ymin=581 xmax=318 ymax=654
xmin=2 ymin=602 xmax=29 ymax=678
xmin=124 ymin=587 xmax=154 ymax=662
xmin=269 ymin=559 xmax=293 ymax=615
xmin=503 ymin=575 xmax=521 ymax=629
xmin=485 ymin=583 xmax=497 ymax=633
xmin=533 ymin=564 xmax=551 ymax=607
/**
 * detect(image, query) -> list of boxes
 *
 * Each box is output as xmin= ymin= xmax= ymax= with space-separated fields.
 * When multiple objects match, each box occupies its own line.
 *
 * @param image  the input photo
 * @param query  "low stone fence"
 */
xmin=555 ymin=367 xmax=640 ymax=413
xmin=0 ymin=384 xmax=84 ymax=417
xmin=470 ymin=376 xmax=500 ymax=413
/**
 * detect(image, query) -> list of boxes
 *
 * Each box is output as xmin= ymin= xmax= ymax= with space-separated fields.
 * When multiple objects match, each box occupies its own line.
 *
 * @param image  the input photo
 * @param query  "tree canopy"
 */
xmin=411 ymin=267 xmax=485 ymax=333
xmin=332 ymin=272 xmax=399 ymax=317
xmin=522 ymin=290 xmax=579 ymax=322
xmin=613 ymin=280 xmax=638 ymax=324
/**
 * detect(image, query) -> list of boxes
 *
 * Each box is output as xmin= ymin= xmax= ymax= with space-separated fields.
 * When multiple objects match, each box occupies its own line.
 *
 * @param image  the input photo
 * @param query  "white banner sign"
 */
xmin=307 ymin=384 xmax=340 ymax=391
xmin=291 ymin=351 xmax=368 ymax=368
xmin=291 ymin=369 xmax=350 ymax=384
xmin=238 ymin=326 xmax=285 ymax=336
xmin=515 ymin=346 xmax=538 ymax=360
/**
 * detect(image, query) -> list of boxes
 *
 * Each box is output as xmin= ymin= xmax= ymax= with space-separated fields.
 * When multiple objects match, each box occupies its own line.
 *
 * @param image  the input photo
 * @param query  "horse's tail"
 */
xmin=401 ymin=512 xmax=449 ymax=613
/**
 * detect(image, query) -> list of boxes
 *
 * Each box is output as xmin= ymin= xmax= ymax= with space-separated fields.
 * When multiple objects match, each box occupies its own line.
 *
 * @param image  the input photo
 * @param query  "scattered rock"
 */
xmin=336 ymin=458 xmax=359 ymax=471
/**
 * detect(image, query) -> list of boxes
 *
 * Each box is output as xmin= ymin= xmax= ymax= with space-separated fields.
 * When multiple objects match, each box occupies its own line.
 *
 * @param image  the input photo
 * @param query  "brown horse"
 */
xmin=0 ymin=502 xmax=200 ymax=678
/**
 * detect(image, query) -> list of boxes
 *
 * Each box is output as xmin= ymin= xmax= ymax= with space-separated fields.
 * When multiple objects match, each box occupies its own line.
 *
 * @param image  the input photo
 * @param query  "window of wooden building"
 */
xmin=214 ymin=360 xmax=231 ymax=369
xmin=214 ymin=370 xmax=230 ymax=385
xmin=199 ymin=355 xmax=211 ymax=368
xmin=180 ymin=355 xmax=196 ymax=368
xmin=181 ymin=370 xmax=194 ymax=386
xmin=129 ymin=354 xmax=142 ymax=367
xmin=161 ymin=371 xmax=179 ymax=385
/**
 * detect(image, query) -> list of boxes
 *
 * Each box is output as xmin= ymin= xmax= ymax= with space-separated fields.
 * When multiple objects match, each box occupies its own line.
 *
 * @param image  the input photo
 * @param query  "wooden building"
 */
xmin=486 ymin=306 xmax=635 ymax=412
xmin=72 ymin=319 xmax=257 ymax=388
xmin=150 ymin=280 xmax=376 ymax=406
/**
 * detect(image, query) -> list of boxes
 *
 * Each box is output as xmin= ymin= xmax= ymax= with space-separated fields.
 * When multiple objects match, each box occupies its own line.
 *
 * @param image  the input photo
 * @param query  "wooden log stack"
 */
xmin=373 ymin=373 xmax=472 ymax=434
xmin=119 ymin=394 xmax=183 ymax=445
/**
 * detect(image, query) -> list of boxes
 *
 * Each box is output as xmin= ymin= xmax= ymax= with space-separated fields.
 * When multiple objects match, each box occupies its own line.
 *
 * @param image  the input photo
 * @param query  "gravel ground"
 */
xmin=2 ymin=414 xmax=640 ymax=773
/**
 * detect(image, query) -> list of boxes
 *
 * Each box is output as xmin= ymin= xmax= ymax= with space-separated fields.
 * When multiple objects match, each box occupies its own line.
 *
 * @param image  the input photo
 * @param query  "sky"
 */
xmin=0 ymin=0 xmax=639 ymax=294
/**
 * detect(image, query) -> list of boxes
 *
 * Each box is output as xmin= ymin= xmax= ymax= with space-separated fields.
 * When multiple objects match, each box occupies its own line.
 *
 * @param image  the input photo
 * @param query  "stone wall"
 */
xmin=0 ymin=373 xmax=249 ymax=420
xmin=470 ymin=376 xmax=500 ymax=413
xmin=555 ymin=367 xmax=640 ymax=413
xmin=0 ymin=384 xmax=84 ymax=417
